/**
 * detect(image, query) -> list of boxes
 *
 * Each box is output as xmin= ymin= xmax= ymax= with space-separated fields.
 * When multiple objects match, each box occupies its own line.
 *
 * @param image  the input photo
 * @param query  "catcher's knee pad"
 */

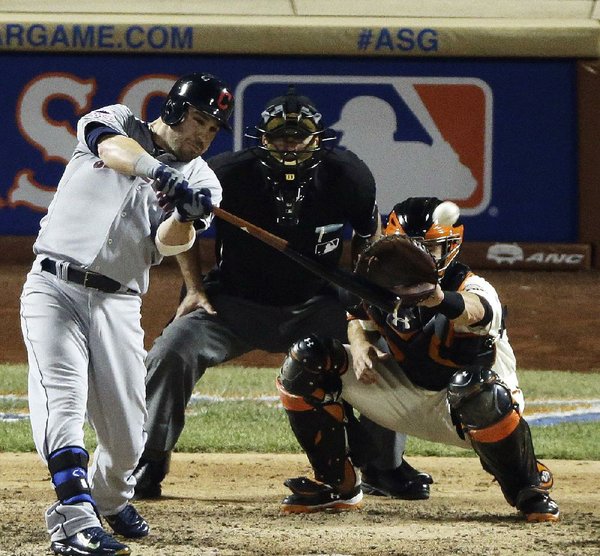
xmin=48 ymin=446 xmax=96 ymax=507
xmin=447 ymin=366 xmax=519 ymax=440
xmin=279 ymin=334 xmax=347 ymax=400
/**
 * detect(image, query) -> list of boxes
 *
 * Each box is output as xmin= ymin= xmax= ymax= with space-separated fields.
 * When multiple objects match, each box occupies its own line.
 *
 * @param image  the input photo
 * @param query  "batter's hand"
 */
xmin=156 ymin=191 xmax=175 ymax=212
xmin=350 ymin=343 xmax=390 ymax=385
xmin=174 ymin=188 xmax=213 ymax=222
xmin=175 ymin=290 xmax=217 ymax=319
xmin=153 ymin=164 xmax=190 ymax=201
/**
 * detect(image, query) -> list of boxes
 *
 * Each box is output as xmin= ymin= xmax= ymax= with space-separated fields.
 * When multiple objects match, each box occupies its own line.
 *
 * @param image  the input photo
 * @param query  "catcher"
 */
xmin=276 ymin=196 xmax=560 ymax=522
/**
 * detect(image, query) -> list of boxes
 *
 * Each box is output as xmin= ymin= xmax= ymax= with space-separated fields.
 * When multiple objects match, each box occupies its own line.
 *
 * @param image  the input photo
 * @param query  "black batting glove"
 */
xmin=174 ymin=188 xmax=213 ymax=222
xmin=153 ymin=164 xmax=190 ymax=201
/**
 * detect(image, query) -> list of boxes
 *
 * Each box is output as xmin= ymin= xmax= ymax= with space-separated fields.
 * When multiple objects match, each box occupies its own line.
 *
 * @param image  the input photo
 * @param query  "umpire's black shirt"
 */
xmin=205 ymin=147 xmax=377 ymax=306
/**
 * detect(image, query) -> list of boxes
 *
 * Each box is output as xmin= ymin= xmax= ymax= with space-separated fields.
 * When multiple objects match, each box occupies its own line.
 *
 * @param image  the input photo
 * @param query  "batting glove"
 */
xmin=174 ymin=188 xmax=213 ymax=222
xmin=156 ymin=191 xmax=175 ymax=212
xmin=153 ymin=164 xmax=190 ymax=201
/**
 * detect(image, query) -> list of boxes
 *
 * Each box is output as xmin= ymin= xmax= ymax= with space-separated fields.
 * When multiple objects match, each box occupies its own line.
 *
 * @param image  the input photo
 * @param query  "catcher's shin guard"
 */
xmin=278 ymin=335 xmax=358 ymax=492
xmin=447 ymin=367 xmax=540 ymax=505
xmin=277 ymin=378 xmax=357 ymax=493
xmin=48 ymin=446 xmax=97 ymax=509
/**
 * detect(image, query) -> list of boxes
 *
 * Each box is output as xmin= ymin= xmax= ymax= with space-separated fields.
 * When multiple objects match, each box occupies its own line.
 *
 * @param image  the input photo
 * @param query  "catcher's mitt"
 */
xmin=354 ymin=234 xmax=438 ymax=306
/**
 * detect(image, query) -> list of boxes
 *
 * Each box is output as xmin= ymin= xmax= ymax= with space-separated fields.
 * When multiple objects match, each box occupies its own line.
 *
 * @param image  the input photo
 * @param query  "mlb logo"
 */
xmin=234 ymin=75 xmax=492 ymax=216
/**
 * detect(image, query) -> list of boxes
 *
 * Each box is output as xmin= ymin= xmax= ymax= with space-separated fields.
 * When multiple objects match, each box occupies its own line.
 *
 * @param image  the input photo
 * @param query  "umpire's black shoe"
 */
xmin=132 ymin=452 xmax=171 ymax=499
xmin=51 ymin=527 xmax=130 ymax=555
xmin=361 ymin=458 xmax=433 ymax=500
xmin=105 ymin=504 xmax=150 ymax=538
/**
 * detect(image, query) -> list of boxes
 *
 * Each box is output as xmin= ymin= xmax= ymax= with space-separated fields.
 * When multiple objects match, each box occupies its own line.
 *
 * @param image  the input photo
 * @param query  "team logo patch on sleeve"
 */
xmin=85 ymin=109 xmax=121 ymax=129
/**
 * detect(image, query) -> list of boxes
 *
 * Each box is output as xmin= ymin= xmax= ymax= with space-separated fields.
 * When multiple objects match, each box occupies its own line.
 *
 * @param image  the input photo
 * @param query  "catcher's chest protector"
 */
xmin=367 ymin=262 xmax=495 ymax=391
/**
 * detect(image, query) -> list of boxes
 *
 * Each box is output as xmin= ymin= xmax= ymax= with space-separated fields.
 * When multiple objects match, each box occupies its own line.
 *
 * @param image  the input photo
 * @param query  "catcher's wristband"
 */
xmin=437 ymin=291 xmax=465 ymax=320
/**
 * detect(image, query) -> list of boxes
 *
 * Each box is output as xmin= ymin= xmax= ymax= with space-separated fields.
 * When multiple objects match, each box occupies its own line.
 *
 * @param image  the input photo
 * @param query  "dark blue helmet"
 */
xmin=161 ymin=73 xmax=234 ymax=129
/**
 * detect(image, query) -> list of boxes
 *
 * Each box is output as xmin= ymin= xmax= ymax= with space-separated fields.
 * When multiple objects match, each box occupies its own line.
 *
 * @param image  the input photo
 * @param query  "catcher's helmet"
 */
xmin=161 ymin=73 xmax=234 ymax=129
xmin=385 ymin=197 xmax=464 ymax=278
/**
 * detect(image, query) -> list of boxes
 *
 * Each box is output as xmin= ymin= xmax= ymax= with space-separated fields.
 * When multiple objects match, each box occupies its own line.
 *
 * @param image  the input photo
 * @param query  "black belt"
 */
xmin=41 ymin=258 xmax=129 ymax=294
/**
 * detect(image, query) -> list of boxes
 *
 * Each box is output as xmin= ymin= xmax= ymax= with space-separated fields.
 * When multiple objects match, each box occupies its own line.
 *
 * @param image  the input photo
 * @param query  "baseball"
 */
xmin=433 ymin=201 xmax=460 ymax=226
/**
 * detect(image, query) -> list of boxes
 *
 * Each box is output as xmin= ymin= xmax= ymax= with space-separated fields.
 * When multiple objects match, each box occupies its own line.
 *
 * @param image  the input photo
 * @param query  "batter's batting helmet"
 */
xmin=161 ymin=73 xmax=234 ymax=129
xmin=385 ymin=197 xmax=464 ymax=278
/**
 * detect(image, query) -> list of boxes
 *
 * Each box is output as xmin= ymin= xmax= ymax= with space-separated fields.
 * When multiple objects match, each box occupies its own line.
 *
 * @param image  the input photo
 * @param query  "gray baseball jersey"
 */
xmin=34 ymin=104 xmax=222 ymax=293
xmin=20 ymin=103 xmax=222 ymax=542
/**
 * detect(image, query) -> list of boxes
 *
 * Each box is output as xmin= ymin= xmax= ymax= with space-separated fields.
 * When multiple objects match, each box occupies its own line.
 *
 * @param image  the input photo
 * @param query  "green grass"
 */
xmin=1 ymin=363 xmax=599 ymax=459
xmin=517 ymin=369 xmax=600 ymax=400
xmin=0 ymin=363 xmax=29 ymax=392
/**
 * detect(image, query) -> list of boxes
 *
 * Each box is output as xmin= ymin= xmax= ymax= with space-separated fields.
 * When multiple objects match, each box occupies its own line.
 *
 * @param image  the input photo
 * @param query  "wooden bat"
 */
xmin=212 ymin=206 xmax=399 ymax=312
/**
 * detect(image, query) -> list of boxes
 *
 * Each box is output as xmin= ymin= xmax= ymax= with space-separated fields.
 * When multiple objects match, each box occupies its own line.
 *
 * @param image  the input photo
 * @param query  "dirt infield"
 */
xmin=1 ymin=453 xmax=599 ymax=556
xmin=1 ymin=262 xmax=599 ymax=554
xmin=2 ymin=262 xmax=599 ymax=371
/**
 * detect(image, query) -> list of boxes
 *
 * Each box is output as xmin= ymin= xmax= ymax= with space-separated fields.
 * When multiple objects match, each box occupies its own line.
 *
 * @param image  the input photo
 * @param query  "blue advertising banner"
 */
xmin=0 ymin=53 xmax=577 ymax=241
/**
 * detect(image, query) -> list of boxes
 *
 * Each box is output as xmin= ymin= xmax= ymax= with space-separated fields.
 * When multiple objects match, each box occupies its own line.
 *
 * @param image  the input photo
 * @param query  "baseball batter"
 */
xmin=20 ymin=73 xmax=233 ymax=555
xmin=277 ymin=197 xmax=560 ymax=522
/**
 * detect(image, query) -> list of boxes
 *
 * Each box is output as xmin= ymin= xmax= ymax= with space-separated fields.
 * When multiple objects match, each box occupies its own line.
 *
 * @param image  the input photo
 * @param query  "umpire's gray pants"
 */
xmin=143 ymin=291 xmax=405 ymax=469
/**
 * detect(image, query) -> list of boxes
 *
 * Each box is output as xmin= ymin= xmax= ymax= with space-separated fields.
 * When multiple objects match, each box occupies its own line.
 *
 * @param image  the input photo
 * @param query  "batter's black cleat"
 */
xmin=132 ymin=453 xmax=170 ymax=499
xmin=361 ymin=458 xmax=433 ymax=500
xmin=50 ymin=527 xmax=130 ymax=555
xmin=281 ymin=476 xmax=363 ymax=513
xmin=516 ymin=487 xmax=560 ymax=523
xmin=105 ymin=504 xmax=150 ymax=538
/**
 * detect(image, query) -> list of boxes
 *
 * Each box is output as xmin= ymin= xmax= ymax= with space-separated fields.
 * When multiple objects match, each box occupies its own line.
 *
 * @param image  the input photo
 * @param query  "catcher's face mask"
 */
xmin=385 ymin=197 xmax=464 ymax=278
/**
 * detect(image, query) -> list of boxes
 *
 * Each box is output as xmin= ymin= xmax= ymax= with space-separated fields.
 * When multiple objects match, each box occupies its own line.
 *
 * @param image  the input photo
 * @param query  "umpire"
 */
xmin=134 ymin=86 xmax=431 ymax=500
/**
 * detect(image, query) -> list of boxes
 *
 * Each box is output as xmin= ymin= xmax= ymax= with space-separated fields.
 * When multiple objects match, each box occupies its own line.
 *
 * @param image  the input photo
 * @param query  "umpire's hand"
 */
xmin=175 ymin=289 xmax=217 ymax=319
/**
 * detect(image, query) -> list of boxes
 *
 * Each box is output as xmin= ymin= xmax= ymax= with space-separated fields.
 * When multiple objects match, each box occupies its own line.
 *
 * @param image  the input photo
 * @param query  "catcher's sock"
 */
xmin=281 ymin=476 xmax=363 ymax=513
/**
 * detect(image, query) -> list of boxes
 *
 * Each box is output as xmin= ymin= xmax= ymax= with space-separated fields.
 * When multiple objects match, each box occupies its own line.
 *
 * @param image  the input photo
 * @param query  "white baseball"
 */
xmin=432 ymin=201 xmax=460 ymax=226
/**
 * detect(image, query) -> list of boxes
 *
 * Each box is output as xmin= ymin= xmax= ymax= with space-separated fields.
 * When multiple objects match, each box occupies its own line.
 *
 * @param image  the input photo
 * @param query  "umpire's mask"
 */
xmin=247 ymin=86 xmax=334 ymax=226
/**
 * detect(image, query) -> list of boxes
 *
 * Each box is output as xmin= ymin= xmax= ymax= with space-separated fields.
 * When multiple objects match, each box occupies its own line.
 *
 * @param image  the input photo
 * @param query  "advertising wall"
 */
xmin=0 ymin=53 xmax=579 ymax=247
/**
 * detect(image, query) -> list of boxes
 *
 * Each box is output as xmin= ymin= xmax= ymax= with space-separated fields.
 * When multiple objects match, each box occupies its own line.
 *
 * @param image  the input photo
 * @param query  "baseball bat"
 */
xmin=212 ymin=206 xmax=398 ymax=313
